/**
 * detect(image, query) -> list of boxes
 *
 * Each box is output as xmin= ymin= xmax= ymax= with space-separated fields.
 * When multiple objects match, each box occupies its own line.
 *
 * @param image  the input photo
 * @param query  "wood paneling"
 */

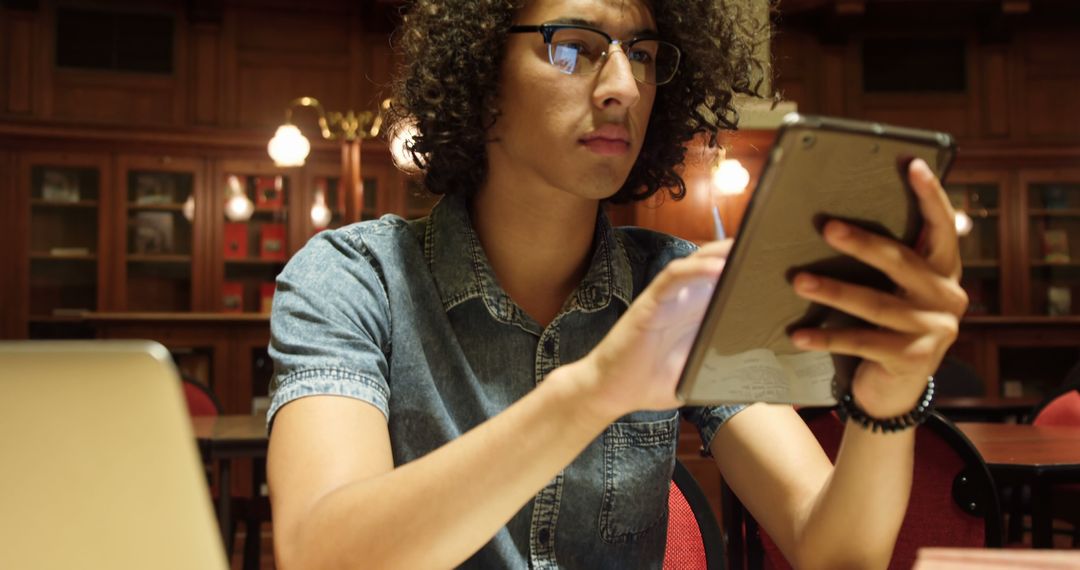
xmin=235 ymin=57 xmax=351 ymax=128
xmin=1023 ymin=31 xmax=1080 ymax=140
xmin=980 ymin=46 xmax=1011 ymax=138
xmin=190 ymin=23 xmax=221 ymax=125
xmin=4 ymin=11 xmax=33 ymax=114
xmin=234 ymin=7 xmax=349 ymax=55
xmin=0 ymin=150 xmax=21 ymax=339
xmin=51 ymin=72 xmax=180 ymax=126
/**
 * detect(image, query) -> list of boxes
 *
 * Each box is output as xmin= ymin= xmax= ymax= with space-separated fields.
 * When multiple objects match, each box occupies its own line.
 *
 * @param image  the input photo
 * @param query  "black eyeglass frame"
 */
xmin=507 ymin=23 xmax=682 ymax=86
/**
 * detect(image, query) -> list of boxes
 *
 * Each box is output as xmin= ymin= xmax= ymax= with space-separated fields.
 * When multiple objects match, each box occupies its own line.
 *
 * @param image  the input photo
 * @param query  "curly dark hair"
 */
xmin=386 ymin=0 xmax=772 ymax=204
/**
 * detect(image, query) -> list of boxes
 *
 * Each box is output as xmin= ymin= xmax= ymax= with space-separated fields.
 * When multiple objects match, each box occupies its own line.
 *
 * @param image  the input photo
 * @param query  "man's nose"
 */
xmin=592 ymin=46 xmax=641 ymax=110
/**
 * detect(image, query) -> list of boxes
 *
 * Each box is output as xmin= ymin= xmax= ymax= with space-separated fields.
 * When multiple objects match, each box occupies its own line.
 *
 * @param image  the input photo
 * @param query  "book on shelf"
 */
xmin=1041 ymin=185 xmax=1070 ymax=210
xmin=51 ymin=308 xmax=90 ymax=317
xmin=133 ymin=173 xmax=176 ymax=205
xmin=1048 ymin=285 xmax=1072 ymax=316
xmin=41 ymin=170 xmax=80 ymax=202
xmin=133 ymin=212 xmax=175 ymax=254
xmin=260 ymin=223 xmax=287 ymax=260
xmin=223 ymin=222 xmax=249 ymax=259
xmin=260 ymin=282 xmax=276 ymax=313
xmin=254 ymin=176 xmax=285 ymax=208
xmin=48 ymin=247 xmax=90 ymax=256
xmin=1042 ymin=229 xmax=1070 ymax=263
xmin=222 ymin=282 xmax=244 ymax=313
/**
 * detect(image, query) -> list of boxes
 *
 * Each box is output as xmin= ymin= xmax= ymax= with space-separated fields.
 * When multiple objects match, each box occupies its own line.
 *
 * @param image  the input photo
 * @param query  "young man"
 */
xmin=266 ymin=1 xmax=968 ymax=568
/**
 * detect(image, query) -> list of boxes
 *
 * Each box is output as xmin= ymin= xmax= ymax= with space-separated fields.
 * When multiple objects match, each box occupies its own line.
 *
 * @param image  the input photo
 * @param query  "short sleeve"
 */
xmin=267 ymin=229 xmax=393 ymax=429
xmin=681 ymin=404 xmax=747 ymax=455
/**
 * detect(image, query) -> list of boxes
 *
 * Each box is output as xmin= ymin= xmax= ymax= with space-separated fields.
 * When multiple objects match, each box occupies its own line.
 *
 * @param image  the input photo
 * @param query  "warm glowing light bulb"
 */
xmin=712 ymin=158 xmax=750 ymax=195
xmin=268 ymin=124 xmax=311 ymax=167
xmin=390 ymin=121 xmax=423 ymax=174
xmin=310 ymin=190 xmax=332 ymax=229
xmin=955 ymin=211 xmax=973 ymax=236
xmin=182 ymin=194 xmax=196 ymax=222
xmin=223 ymin=175 xmax=255 ymax=222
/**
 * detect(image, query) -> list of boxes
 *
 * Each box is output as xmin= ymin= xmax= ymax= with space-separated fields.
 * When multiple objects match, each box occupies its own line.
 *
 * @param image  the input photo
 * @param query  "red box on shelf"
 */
xmin=222 ymin=282 xmax=244 ymax=313
xmin=254 ymin=176 xmax=284 ymax=208
xmin=260 ymin=223 xmax=287 ymax=260
xmin=260 ymin=282 xmax=276 ymax=313
xmin=223 ymin=222 xmax=248 ymax=259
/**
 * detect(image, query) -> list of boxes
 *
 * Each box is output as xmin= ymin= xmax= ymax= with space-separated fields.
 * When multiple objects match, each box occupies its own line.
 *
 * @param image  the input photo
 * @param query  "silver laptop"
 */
xmin=0 ymin=340 xmax=228 ymax=570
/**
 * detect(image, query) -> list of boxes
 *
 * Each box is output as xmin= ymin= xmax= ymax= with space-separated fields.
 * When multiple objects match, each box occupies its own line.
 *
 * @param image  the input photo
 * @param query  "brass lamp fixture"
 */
xmin=267 ymin=96 xmax=390 ymax=222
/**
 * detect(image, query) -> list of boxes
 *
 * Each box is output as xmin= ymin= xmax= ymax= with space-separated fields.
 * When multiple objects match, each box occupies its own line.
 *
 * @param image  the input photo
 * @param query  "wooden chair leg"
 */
xmin=242 ymin=518 xmax=261 ymax=570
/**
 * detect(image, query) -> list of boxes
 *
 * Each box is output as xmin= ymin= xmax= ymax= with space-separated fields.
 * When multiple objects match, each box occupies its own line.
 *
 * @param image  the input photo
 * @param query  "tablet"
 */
xmin=676 ymin=114 xmax=956 ymax=406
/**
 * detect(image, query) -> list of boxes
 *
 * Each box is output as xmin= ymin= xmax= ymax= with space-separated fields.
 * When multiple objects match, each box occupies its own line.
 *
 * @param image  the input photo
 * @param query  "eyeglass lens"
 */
xmin=547 ymin=27 xmax=678 ymax=85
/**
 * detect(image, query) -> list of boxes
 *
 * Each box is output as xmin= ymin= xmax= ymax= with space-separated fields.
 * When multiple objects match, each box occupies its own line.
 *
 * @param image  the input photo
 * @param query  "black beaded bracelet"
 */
xmin=834 ymin=376 xmax=936 ymax=433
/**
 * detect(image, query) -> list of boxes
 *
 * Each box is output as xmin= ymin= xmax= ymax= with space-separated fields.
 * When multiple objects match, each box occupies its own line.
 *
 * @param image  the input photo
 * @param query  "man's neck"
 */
xmin=470 ymin=183 xmax=600 ymax=329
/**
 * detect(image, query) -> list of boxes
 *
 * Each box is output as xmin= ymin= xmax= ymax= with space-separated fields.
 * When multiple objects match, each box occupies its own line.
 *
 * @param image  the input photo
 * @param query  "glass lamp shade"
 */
xmin=268 ymin=124 xmax=311 ymax=167
xmin=955 ymin=210 xmax=974 ymax=236
xmin=224 ymin=175 xmax=255 ymax=222
xmin=712 ymin=158 xmax=751 ymax=196
xmin=182 ymin=194 xmax=196 ymax=222
xmin=390 ymin=121 xmax=423 ymax=174
xmin=310 ymin=191 xmax=333 ymax=229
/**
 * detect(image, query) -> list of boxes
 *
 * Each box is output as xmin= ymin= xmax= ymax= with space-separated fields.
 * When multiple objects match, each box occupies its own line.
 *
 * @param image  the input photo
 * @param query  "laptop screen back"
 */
xmin=0 ymin=340 xmax=228 ymax=570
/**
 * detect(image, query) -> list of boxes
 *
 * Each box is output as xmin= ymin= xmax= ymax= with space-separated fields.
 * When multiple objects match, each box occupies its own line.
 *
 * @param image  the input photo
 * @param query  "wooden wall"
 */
xmin=0 ymin=0 xmax=400 ymax=135
xmin=771 ymin=1 xmax=1080 ymax=146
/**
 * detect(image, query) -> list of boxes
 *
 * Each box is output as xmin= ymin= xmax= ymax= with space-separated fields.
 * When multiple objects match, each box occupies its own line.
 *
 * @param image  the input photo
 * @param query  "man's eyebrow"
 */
xmin=545 ymin=17 xmax=658 ymax=37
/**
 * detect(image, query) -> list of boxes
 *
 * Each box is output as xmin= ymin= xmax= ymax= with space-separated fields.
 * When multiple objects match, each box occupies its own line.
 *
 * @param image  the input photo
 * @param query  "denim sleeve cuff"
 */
xmin=267 ymin=367 xmax=391 ymax=430
xmin=689 ymin=404 xmax=748 ymax=457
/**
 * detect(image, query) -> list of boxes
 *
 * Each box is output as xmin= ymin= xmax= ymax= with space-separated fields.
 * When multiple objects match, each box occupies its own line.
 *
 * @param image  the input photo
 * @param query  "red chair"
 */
xmin=664 ymin=459 xmax=724 ymax=570
xmin=725 ymin=409 xmax=1001 ymax=570
xmin=181 ymin=375 xmax=269 ymax=568
xmin=181 ymin=375 xmax=221 ymax=417
xmin=1008 ymin=383 xmax=1080 ymax=546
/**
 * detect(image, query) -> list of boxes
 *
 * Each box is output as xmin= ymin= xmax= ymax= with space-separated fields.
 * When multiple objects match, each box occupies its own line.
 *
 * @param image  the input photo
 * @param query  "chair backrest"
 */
xmin=1030 ymin=361 xmax=1080 ymax=426
xmin=1032 ymin=389 xmax=1080 ymax=427
xmin=739 ymin=408 xmax=1001 ymax=570
xmin=664 ymin=460 xmax=724 ymax=570
xmin=181 ymin=375 xmax=221 ymax=417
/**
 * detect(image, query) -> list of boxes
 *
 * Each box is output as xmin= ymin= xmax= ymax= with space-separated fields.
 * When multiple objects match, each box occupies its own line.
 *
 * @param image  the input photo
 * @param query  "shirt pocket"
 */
xmin=599 ymin=411 xmax=679 ymax=543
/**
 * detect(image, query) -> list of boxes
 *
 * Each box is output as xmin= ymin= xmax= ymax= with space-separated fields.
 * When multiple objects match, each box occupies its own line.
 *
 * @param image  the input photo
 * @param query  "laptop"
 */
xmin=0 ymin=340 xmax=229 ymax=570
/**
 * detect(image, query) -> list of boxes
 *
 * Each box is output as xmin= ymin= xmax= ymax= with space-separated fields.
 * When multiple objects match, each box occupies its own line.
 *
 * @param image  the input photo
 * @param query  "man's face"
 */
xmin=486 ymin=0 xmax=658 ymax=202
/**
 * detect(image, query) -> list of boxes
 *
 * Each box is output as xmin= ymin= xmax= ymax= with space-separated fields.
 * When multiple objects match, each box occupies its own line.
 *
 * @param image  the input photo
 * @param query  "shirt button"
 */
xmin=538 ymin=528 xmax=551 ymax=545
xmin=543 ymin=338 xmax=554 ymax=355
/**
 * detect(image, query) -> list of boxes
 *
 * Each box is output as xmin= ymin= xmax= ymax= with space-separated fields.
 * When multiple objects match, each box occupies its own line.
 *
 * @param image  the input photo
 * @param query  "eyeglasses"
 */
xmin=508 ymin=23 xmax=681 ymax=86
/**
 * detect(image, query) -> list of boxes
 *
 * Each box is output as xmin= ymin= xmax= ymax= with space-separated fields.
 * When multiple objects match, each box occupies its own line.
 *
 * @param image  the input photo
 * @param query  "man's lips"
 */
xmin=580 ymin=138 xmax=630 ymax=156
xmin=580 ymin=125 xmax=631 ymax=155
xmin=581 ymin=124 xmax=631 ymax=144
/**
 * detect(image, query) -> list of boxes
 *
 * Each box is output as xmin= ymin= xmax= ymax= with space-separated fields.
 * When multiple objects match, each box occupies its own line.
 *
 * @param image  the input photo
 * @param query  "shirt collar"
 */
xmin=424 ymin=193 xmax=633 ymax=327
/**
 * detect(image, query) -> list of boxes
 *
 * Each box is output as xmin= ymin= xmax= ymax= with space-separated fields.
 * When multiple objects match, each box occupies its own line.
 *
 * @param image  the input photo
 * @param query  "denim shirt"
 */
xmin=268 ymin=193 xmax=744 ymax=569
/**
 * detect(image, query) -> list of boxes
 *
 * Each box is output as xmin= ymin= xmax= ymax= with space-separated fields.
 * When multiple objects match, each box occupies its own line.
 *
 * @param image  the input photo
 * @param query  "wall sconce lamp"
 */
xmin=267 ymin=96 xmax=390 ymax=222
xmin=711 ymin=158 xmax=751 ymax=196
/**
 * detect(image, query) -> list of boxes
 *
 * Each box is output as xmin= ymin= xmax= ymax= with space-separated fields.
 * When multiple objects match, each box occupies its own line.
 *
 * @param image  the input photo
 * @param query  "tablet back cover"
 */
xmin=677 ymin=114 xmax=955 ymax=405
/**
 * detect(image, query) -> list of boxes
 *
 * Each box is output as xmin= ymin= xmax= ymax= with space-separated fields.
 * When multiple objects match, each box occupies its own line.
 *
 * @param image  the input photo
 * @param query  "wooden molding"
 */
xmin=1001 ymin=0 xmax=1031 ymax=15
xmin=834 ymin=0 xmax=865 ymax=16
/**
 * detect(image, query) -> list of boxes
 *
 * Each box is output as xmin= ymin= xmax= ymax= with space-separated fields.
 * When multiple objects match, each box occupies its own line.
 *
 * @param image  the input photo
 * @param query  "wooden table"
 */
xmin=936 ymin=396 xmax=1040 ymax=423
xmin=957 ymin=422 xmax=1080 ymax=548
xmin=192 ymin=415 xmax=269 ymax=562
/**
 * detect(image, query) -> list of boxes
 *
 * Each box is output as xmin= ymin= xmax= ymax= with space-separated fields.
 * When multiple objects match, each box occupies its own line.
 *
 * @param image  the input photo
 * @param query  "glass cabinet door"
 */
xmin=219 ymin=166 xmax=293 ymax=314
xmin=303 ymin=161 xmax=350 ymax=237
xmin=946 ymin=177 xmax=1003 ymax=315
xmin=1025 ymin=173 xmax=1080 ymax=316
xmin=27 ymin=161 xmax=105 ymax=319
xmin=122 ymin=162 xmax=199 ymax=312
